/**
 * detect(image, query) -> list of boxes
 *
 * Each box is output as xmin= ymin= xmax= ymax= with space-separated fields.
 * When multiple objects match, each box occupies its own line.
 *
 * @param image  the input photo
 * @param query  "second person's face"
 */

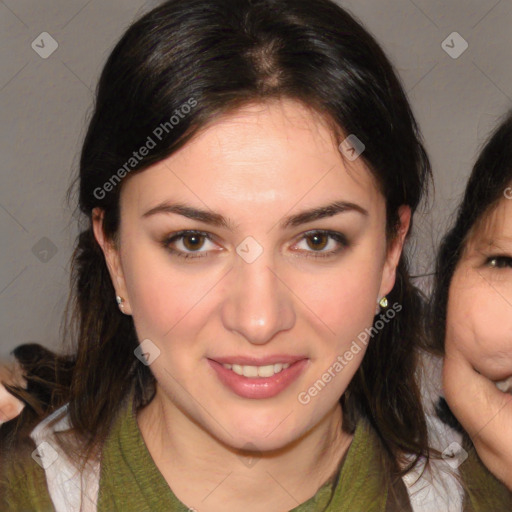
xmin=446 ymin=194 xmax=512 ymax=388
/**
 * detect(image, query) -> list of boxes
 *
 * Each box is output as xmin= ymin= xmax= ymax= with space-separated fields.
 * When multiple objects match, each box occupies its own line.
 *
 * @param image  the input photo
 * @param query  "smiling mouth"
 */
xmin=207 ymin=358 xmax=309 ymax=399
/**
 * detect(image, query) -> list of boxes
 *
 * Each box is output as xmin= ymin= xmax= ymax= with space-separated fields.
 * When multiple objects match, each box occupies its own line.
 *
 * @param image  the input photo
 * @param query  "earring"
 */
xmin=375 ymin=296 xmax=388 ymax=315
xmin=116 ymin=295 xmax=124 ymax=309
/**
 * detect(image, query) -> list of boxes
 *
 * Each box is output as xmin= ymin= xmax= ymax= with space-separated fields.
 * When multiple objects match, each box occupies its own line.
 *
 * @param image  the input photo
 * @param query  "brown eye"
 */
xmin=162 ymin=230 xmax=219 ymax=259
xmin=182 ymin=233 xmax=206 ymax=251
xmin=305 ymin=232 xmax=329 ymax=251
xmin=292 ymin=230 xmax=349 ymax=259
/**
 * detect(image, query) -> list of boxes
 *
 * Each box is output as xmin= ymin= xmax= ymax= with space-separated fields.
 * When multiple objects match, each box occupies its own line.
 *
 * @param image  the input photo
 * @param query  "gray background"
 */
xmin=1 ymin=0 xmax=511 ymax=358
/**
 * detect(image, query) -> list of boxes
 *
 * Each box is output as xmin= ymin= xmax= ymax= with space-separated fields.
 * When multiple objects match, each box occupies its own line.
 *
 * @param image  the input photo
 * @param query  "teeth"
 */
xmin=495 ymin=376 xmax=512 ymax=393
xmin=222 ymin=362 xmax=291 ymax=378
xmin=259 ymin=365 xmax=275 ymax=377
xmin=243 ymin=366 xmax=258 ymax=377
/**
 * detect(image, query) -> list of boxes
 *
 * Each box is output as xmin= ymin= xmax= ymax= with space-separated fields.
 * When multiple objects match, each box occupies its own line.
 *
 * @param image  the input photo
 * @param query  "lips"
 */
xmin=207 ymin=357 xmax=309 ymax=399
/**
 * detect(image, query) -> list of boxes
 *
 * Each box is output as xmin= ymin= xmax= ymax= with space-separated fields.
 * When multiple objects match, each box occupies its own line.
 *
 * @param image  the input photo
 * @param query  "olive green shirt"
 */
xmin=2 ymin=390 xmax=511 ymax=511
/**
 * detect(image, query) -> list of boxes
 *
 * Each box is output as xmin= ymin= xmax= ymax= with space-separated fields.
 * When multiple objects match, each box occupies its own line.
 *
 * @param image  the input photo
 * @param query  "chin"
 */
xmin=221 ymin=415 xmax=306 ymax=451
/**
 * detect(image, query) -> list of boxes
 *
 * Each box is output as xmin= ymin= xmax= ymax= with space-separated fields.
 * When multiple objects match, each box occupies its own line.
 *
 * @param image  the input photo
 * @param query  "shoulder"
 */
xmin=460 ymin=440 xmax=512 ymax=510
xmin=29 ymin=403 xmax=101 ymax=512
xmin=0 ymin=418 xmax=55 ymax=511
xmin=405 ymin=350 xmax=512 ymax=511
xmin=1 ymin=402 xmax=101 ymax=512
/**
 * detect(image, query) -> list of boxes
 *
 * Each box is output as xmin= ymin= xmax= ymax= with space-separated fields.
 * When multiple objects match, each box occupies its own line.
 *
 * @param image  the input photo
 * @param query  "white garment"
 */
xmin=29 ymin=404 xmax=99 ymax=512
xmin=402 ymin=351 xmax=465 ymax=511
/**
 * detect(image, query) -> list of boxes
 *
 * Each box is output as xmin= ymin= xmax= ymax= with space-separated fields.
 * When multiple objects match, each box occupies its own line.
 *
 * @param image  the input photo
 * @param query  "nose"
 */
xmin=220 ymin=250 xmax=296 ymax=345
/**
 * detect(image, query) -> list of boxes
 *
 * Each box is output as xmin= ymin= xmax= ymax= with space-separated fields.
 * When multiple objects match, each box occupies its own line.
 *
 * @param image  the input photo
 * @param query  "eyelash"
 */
xmin=161 ymin=229 xmax=349 ymax=260
xmin=485 ymin=255 xmax=512 ymax=269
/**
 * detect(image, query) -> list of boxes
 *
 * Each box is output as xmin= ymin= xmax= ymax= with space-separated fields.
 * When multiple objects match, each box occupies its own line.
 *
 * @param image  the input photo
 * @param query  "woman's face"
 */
xmin=446 ymin=193 xmax=512 ymax=385
xmin=96 ymin=98 xmax=407 ymax=450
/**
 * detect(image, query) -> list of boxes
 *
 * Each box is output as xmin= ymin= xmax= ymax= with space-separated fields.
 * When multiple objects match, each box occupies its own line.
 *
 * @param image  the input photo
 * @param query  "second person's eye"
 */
xmin=486 ymin=255 xmax=512 ymax=269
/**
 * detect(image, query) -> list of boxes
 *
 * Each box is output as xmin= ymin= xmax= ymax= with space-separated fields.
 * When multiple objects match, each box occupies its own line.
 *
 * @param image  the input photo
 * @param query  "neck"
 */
xmin=137 ymin=385 xmax=352 ymax=512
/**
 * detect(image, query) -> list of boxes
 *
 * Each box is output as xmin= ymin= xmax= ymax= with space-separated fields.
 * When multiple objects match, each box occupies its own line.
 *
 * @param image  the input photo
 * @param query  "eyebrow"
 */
xmin=141 ymin=200 xmax=368 ymax=230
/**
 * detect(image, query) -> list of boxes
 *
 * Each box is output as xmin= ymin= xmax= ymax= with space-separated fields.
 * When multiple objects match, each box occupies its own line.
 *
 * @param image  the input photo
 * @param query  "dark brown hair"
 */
xmin=2 ymin=0 xmax=432 ymax=493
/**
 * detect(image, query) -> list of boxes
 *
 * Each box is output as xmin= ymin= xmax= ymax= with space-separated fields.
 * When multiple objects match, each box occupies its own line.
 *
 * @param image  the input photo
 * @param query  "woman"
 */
xmin=432 ymin=110 xmax=512 ymax=491
xmin=1 ymin=0 xmax=509 ymax=510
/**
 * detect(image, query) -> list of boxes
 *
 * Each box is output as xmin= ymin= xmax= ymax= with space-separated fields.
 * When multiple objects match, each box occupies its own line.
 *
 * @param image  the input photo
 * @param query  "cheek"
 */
xmin=304 ymin=255 xmax=383 ymax=348
xmin=319 ymin=275 xmax=376 ymax=327
xmin=121 ymin=245 xmax=214 ymax=341
xmin=447 ymin=282 xmax=512 ymax=376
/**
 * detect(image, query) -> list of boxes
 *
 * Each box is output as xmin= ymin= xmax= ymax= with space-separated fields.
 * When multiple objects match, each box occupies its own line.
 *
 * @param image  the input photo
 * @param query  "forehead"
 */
xmin=465 ymin=197 xmax=512 ymax=252
xmin=120 ymin=99 xmax=383 ymax=216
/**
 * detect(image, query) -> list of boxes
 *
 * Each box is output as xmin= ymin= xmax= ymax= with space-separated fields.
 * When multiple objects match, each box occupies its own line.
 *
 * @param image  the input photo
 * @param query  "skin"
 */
xmin=73 ymin=98 xmax=406 ymax=512
xmin=443 ymin=195 xmax=512 ymax=489
xmin=0 ymin=360 xmax=26 ymax=423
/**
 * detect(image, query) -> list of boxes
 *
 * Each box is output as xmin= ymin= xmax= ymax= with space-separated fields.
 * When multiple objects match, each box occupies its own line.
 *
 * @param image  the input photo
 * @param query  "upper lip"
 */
xmin=210 ymin=355 xmax=308 ymax=366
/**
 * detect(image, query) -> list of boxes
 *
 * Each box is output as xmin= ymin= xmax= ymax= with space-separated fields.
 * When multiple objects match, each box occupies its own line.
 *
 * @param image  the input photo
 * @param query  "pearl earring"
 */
xmin=116 ymin=295 xmax=124 ymax=309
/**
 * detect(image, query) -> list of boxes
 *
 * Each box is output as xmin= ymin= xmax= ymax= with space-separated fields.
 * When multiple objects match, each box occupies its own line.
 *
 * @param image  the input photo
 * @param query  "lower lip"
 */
xmin=207 ymin=359 xmax=309 ymax=399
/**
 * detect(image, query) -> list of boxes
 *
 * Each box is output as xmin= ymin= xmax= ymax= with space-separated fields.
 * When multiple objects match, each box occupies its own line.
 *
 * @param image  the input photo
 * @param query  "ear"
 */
xmin=378 ymin=205 xmax=411 ymax=299
xmin=92 ymin=207 xmax=132 ymax=315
